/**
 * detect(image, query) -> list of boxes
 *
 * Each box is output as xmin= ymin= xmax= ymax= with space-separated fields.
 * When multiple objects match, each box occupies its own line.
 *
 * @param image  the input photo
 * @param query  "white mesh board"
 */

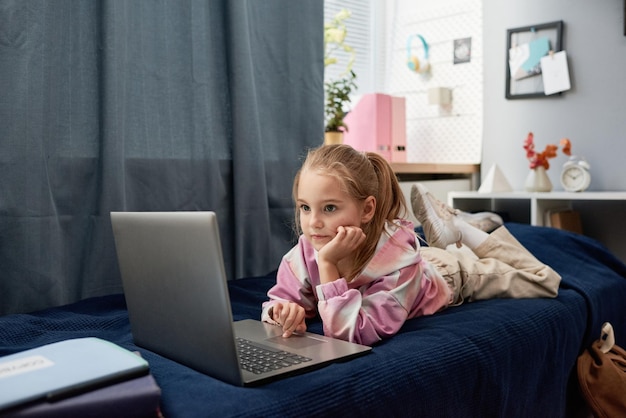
xmin=386 ymin=0 xmax=483 ymax=164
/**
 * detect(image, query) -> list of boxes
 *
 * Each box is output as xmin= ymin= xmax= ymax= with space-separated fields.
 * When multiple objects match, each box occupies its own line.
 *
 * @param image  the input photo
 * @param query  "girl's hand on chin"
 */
xmin=319 ymin=226 xmax=366 ymax=265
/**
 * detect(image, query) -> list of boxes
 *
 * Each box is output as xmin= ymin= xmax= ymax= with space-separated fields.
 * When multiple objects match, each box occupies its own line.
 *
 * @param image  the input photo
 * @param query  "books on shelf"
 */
xmin=544 ymin=208 xmax=583 ymax=234
xmin=0 ymin=337 xmax=162 ymax=417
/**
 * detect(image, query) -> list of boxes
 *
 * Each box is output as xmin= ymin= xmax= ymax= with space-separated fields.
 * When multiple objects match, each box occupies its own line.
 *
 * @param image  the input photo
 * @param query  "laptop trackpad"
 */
xmin=266 ymin=334 xmax=326 ymax=349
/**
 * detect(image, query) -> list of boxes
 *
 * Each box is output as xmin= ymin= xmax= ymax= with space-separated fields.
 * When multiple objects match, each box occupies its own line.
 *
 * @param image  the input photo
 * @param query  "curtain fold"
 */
xmin=0 ymin=0 xmax=323 ymax=315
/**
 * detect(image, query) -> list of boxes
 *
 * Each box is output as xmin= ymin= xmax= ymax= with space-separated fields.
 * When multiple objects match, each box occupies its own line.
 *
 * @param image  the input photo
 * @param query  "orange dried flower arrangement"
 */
xmin=523 ymin=132 xmax=571 ymax=170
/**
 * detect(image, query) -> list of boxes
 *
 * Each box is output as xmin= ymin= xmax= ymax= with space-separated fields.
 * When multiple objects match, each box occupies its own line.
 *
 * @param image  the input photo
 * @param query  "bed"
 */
xmin=1 ymin=223 xmax=625 ymax=417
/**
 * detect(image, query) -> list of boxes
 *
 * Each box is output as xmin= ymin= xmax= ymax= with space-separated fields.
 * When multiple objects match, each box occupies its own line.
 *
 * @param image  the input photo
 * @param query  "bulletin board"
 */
xmin=505 ymin=21 xmax=563 ymax=99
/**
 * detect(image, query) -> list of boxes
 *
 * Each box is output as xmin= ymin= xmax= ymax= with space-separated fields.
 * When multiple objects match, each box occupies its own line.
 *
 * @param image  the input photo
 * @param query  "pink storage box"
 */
xmin=342 ymin=93 xmax=406 ymax=162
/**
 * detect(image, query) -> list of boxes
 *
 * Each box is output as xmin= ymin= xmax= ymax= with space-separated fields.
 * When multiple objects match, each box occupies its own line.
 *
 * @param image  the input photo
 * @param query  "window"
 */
xmin=324 ymin=0 xmax=385 ymax=96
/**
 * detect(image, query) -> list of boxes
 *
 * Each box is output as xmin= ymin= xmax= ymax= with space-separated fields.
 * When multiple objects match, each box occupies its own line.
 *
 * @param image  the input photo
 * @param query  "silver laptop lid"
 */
xmin=111 ymin=211 xmax=243 ymax=385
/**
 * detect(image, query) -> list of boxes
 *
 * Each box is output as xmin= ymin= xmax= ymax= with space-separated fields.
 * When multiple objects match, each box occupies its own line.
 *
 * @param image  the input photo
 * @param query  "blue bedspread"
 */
xmin=1 ymin=223 xmax=625 ymax=417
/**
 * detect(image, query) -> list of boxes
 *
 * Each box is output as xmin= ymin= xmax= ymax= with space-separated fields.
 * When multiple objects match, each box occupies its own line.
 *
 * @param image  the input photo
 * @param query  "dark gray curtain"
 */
xmin=0 ymin=0 xmax=323 ymax=315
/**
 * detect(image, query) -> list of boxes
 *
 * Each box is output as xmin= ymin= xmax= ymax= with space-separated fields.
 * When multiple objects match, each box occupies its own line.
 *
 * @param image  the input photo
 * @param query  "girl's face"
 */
xmin=296 ymin=170 xmax=373 ymax=252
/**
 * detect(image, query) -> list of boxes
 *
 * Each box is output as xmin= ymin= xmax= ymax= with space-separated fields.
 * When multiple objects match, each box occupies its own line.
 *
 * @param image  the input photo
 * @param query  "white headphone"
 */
xmin=406 ymin=34 xmax=430 ymax=74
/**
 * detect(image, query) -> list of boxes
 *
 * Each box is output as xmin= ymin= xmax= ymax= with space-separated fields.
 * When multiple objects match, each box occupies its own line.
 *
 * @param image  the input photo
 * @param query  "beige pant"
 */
xmin=421 ymin=226 xmax=561 ymax=306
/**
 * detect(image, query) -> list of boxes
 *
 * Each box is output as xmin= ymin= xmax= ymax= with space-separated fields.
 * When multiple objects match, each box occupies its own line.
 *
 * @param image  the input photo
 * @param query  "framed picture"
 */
xmin=505 ymin=20 xmax=563 ymax=99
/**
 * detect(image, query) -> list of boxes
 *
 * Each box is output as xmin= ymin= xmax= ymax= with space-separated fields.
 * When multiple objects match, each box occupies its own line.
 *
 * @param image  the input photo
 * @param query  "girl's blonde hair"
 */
xmin=292 ymin=144 xmax=408 ymax=280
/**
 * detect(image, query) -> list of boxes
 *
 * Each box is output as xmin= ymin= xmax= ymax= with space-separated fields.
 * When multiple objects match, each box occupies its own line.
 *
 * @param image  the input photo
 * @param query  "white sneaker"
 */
xmin=457 ymin=211 xmax=503 ymax=233
xmin=410 ymin=184 xmax=462 ymax=249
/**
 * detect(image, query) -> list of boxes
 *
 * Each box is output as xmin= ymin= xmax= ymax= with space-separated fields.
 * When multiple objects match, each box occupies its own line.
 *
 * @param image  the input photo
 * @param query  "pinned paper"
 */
xmin=478 ymin=164 xmax=513 ymax=193
xmin=541 ymin=50 xmax=571 ymax=95
xmin=509 ymin=37 xmax=550 ymax=80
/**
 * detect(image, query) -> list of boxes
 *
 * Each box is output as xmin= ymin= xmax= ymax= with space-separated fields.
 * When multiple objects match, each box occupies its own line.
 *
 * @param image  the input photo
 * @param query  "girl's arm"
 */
xmin=261 ymin=248 xmax=318 ymax=325
xmin=316 ymin=262 xmax=445 ymax=346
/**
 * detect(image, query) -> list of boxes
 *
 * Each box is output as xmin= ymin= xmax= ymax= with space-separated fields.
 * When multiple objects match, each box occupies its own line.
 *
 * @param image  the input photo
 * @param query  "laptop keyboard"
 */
xmin=236 ymin=337 xmax=312 ymax=375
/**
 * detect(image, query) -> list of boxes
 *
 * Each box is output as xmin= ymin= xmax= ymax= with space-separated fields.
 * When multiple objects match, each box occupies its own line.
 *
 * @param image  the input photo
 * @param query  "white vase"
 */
xmin=524 ymin=166 xmax=552 ymax=192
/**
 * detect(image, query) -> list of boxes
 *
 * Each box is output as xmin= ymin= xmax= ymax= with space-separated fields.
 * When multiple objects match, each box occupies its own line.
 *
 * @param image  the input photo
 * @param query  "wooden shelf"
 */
xmin=391 ymin=163 xmax=480 ymax=190
xmin=390 ymin=162 xmax=480 ymax=175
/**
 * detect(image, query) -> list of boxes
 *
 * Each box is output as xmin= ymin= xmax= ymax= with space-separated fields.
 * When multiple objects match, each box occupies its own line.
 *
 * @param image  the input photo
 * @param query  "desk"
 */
xmin=391 ymin=163 xmax=480 ymax=189
xmin=390 ymin=163 xmax=480 ymax=225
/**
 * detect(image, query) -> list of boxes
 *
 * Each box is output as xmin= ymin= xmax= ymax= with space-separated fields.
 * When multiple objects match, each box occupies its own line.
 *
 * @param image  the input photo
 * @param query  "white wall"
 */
xmin=483 ymin=0 xmax=626 ymax=191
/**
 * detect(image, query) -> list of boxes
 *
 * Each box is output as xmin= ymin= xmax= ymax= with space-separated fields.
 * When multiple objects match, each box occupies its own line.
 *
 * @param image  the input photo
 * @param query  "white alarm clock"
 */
xmin=560 ymin=157 xmax=591 ymax=192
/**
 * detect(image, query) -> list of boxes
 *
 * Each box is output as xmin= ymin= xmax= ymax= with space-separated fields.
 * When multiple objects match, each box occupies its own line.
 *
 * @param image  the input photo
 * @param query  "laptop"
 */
xmin=110 ymin=211 xmax=371 ymax=386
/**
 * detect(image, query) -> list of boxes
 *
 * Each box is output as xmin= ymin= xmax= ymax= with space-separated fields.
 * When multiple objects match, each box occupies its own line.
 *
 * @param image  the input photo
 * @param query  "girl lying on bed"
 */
xmin=261 ymin=144 xmax=561 ymax=346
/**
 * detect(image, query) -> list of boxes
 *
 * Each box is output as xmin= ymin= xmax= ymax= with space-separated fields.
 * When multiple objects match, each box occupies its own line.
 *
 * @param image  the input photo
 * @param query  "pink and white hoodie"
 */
xmin=261 ymin=220 xmax=451 ymax=346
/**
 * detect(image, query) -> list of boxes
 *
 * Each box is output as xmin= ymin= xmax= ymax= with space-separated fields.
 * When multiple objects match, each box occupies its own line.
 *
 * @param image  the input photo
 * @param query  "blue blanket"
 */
xmin=1 ymin=223 xmax=625 ymax=417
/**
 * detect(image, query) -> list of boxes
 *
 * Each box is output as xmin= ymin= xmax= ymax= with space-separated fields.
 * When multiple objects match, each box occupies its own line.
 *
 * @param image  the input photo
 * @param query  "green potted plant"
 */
xmin=323 ymin=9 xmax=357 ymax=144
xmin=324 ymin=71 xmax=357 ymax=142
